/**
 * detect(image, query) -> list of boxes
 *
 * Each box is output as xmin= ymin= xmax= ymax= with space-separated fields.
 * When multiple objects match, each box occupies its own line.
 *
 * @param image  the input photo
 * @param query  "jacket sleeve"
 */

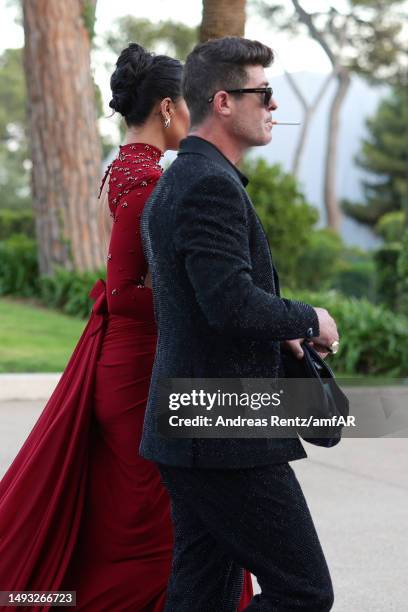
xmin=173 ymin=174 xmax=319 ymax=341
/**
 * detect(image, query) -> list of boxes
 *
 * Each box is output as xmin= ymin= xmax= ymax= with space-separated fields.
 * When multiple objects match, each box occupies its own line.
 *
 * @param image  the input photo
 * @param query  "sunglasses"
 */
xmin=207 ymin=87 xmax=273 ymax=107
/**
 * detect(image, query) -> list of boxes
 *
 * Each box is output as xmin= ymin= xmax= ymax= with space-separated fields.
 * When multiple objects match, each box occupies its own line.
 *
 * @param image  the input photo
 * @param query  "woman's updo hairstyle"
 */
xmin=109 ymin=43 xmax=183 ymax=126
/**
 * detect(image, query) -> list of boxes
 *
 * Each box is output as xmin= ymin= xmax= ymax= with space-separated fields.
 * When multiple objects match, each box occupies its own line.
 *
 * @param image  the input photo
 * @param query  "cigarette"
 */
xmin=273 ymin=121 xmax=301 ymax=125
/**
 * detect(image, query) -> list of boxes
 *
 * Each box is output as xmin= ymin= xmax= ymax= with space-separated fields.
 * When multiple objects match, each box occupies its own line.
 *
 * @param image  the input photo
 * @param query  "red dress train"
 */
xmin=0 ymin=143 xmax=253 ymax=611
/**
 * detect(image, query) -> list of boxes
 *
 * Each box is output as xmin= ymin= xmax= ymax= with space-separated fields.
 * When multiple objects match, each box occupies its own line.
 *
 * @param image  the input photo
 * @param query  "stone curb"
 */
xmin=0 ymin=374 xmax=62 ymax=401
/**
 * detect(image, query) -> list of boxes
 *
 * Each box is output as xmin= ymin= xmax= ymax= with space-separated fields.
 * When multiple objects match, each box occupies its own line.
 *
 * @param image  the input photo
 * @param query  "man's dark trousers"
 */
xmin=159 ymin=462 xmax=334 ymax=612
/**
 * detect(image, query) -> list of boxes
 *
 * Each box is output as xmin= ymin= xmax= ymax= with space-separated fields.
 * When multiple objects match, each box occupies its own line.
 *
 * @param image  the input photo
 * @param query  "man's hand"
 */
xmin=312 ymin=307 xmax=339 ymax=356
xmin=281 ymin=338 xmax=306 ymax=360
xmin=281 ymin=338 xmax=331 ymax=360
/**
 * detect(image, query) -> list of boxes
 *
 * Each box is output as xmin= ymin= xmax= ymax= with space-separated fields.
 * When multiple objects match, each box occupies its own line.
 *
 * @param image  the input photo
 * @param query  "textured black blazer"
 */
xmin=140 ymin=136 xmax=320 ymax=468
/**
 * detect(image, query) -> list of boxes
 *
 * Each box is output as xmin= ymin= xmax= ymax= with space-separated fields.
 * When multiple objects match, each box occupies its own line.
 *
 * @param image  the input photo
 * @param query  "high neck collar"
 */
xmin=119 ymin=142 xmax=163 ymax=162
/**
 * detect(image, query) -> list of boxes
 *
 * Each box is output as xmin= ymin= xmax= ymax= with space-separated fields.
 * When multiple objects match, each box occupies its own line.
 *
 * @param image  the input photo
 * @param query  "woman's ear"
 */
xmin=160 ymin=97 xmax=173 ymax=120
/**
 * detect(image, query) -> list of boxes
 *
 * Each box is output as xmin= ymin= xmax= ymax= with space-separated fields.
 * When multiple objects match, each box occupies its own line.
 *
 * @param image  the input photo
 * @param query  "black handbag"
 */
xmin=280 ymin=343 xmax=349 ymax=448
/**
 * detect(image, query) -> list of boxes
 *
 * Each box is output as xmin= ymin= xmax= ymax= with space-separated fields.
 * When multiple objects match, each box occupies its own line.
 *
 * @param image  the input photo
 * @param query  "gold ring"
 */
xmin=330 ymin=340 xmax=340 ymax=354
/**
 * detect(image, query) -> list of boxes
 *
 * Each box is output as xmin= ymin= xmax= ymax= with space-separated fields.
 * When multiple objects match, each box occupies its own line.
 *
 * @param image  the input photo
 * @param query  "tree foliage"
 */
xmin=80 ymin=0 xmax=97 ymax=41
xmin=0 ymin=47 xmax=30 ymax=210
xmin=343 ymin=87 xmax=408 ymax=227
xmin=259 ymin=0 xmax=407 ymax=83
xmin=105 ymin=17 xmax=198 ymax=60
xmin=241 ymin=157 xmax=319 ymax=287
xmin=375 ymin=211 xmax=407 ymax=243
xmin=397 ymin=231 xmax=408 ymax=316
xmin=257 ymin=0 xmax=407 ymax=232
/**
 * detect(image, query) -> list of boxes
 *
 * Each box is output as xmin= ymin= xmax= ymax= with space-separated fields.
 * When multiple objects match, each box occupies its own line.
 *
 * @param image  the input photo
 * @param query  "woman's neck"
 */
xmin=123 ymin=124 xmax=166 ymax=154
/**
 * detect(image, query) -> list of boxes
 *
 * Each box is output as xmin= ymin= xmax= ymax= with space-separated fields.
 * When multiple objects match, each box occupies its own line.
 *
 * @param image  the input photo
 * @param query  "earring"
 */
xmin=164 ymin=117 xmax=171 ymax=129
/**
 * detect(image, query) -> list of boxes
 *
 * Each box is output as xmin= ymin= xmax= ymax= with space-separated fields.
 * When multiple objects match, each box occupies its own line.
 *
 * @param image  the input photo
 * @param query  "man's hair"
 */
xmin=182 ymin=37 xmax=274 ymax=127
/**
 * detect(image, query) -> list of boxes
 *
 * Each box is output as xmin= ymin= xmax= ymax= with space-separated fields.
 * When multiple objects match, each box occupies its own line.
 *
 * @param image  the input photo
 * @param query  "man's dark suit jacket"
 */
xmin=140 ymin=135 xmax=320 ymax=468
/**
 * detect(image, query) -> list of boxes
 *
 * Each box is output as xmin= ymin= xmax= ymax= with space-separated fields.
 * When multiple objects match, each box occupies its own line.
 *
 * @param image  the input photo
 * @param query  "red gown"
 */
xmin=0 ymin=142 xmax=253 ymax=611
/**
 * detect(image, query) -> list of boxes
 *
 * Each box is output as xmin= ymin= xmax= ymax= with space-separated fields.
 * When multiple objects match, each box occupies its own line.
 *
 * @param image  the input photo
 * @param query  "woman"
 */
xmin=0 ymin=44 xmax=252 ymax=611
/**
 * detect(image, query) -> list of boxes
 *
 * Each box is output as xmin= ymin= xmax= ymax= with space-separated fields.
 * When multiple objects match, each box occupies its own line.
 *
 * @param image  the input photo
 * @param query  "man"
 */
xmin=141 ymin=37 xmax=338 ymax=611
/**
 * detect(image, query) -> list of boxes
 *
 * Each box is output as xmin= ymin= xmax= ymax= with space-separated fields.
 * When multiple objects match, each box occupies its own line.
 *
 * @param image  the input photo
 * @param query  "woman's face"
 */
xmin=165 ymin=97 xmax=190 ymax=151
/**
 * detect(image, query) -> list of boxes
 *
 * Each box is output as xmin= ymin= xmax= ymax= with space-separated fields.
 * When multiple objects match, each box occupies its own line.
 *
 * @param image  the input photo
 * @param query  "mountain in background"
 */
xmin=253 ymin=71 xmax=388 ymax=250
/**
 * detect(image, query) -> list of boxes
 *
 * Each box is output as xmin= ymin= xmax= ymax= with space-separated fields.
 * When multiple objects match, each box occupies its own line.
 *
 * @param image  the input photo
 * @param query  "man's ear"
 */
xmin=212 ymin=91 xmax=232 ymax=117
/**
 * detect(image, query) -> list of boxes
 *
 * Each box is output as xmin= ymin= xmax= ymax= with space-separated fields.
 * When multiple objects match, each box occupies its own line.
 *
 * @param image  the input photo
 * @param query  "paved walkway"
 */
xmin=1 ymin=400 xmax=407 ymax=611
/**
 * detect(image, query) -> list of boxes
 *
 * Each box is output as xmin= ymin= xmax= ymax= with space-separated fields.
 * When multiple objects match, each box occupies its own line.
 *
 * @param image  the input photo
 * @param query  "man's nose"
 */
xmin=269 ymin=97 xmax=278 ymax=111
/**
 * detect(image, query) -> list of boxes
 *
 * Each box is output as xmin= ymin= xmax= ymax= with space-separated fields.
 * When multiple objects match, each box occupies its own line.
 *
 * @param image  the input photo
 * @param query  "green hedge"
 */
xmin=295 ymin=228 xmax=343 ymax=291
xmin=0 ymin=209 xmax=35 ymax=240
xmin=331 ymin=258 xmax=377 ymax=301
xmin=376 ymin=211 xmax=406 ymax=243
xmin=243 ymin=158 xmax=319 ymax=288
xmin=39 ymin=267 xmax=105 ymax=318
xmin=374 ymin=243 xmax=402 ymax=309
xmin=285 ymin=289 xmax=408 ymax=377
xmin=0 ymin=234 xmax=104 ymax=318
xmin=397 ymin=231 xmax=408 ymax=316
xmin=0 ymin=234 xmax=39 ymax=296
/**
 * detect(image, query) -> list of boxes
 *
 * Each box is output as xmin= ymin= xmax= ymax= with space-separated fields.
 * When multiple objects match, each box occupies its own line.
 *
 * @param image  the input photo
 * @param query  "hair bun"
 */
xmin=109 ymin=43 xmax=155 ymax=117
xmin=108 ymin=92 xmax=130 ymax=115
xmin=123 ymin=43 xmax=154 ymax=84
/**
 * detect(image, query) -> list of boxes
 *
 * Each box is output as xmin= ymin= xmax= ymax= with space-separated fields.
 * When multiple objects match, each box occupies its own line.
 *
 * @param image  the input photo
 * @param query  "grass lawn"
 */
xmin=0 ymin=298 xmax=87 ymax=372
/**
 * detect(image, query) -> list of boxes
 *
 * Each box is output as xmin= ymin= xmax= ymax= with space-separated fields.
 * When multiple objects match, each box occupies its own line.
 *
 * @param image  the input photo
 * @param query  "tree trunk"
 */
xmin=23 ymin=0 xmax=103 ymax=275
xmin=292 ymin=107 xmax=313 ymax=177
xmin=200 ymin=0 xmax=246 ymax=42
xmin=285 ymin=70 xmax=333 ymax=177
xmin=324 ymin=68 xmax=351 ymax=231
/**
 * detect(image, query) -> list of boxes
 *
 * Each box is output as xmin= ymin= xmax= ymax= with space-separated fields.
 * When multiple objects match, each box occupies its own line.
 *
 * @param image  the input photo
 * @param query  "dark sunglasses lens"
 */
xmin=264 ymin=88 xmax=272 ymax=106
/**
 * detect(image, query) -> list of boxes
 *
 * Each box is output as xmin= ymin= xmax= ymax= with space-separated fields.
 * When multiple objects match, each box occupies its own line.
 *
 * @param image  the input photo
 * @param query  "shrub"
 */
xmin=39 ymin=267 xmax=105 ymax=318
xmin=374 ymin=243 xmax=402 ymax=309
xmin=376 ymin=211 xmax=406 ymax=243
xmin=397 ymin=231 xmax=408 ymax=316
xmin=284 ymin=289 xmax=408 ymax=377
xmin=330 ymin=248 xmax=377 ymax=301
xmin=0 ymin=234 xmax=39 ymax=296
xmin=331 ymin=259 xmax=377 ymax=301
xmin=0 ymin=234 xmax=105 ymax=318
xmin=0 ymin=209 xmax=35 ymax=240
xmin=296 ymin=228 xmax=343 ymax=291
xmin=242 ymin=157 xmax=318 ymax=288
